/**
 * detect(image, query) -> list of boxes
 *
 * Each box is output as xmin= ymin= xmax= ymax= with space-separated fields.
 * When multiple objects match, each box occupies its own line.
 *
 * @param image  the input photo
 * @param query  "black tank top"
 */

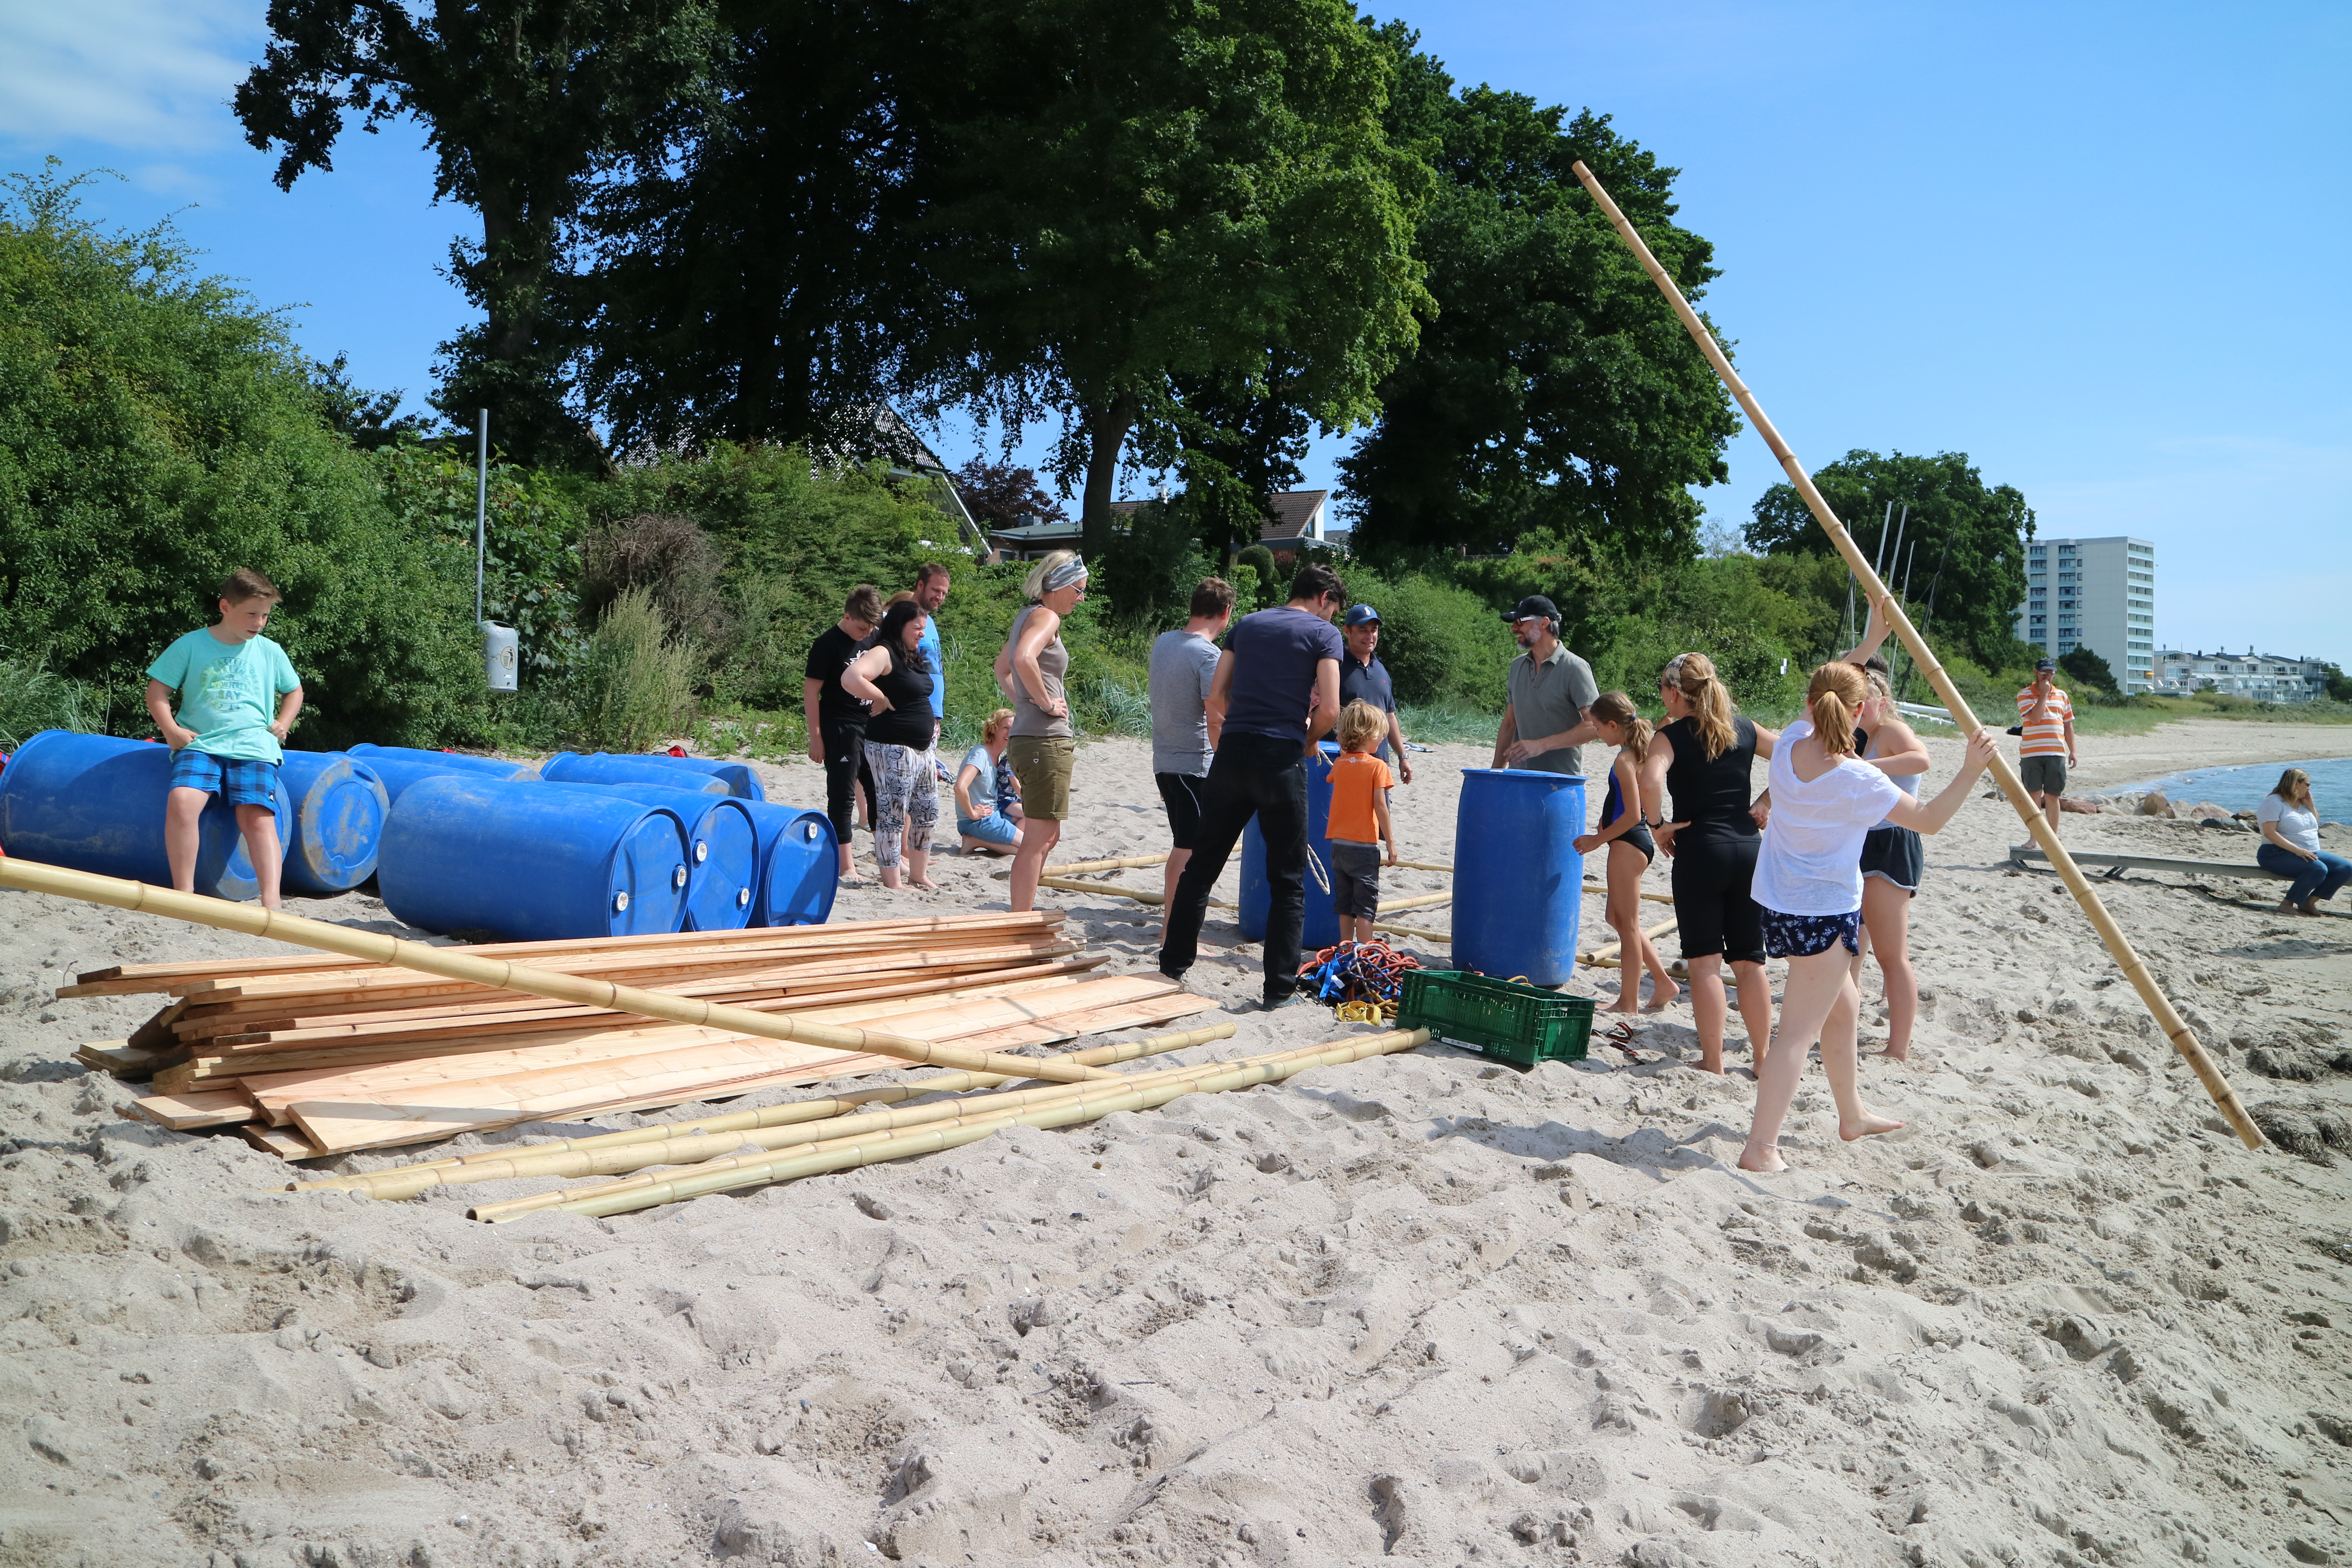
xmin=864 ymin=644 xmax=937 ymax=749
xmin=1662 ymin=715 xmax=1758 ymax=842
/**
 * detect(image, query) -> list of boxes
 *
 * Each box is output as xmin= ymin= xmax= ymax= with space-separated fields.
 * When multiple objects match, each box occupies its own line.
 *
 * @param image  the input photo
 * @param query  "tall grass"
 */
xmin=577 ymin=589 xmax=699 ymax=751
xmin=0 ymin=651 xmax=98 ymax=751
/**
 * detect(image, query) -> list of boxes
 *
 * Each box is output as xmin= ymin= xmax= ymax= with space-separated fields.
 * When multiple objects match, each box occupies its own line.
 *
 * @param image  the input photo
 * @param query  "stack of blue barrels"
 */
xmin=0 ymin=735 xmax=836 ymax=943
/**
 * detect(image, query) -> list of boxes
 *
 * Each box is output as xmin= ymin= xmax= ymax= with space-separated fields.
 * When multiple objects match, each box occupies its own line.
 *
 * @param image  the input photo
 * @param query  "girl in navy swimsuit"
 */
xmin=1574 ymin=691 xmax=1679 ymax=1014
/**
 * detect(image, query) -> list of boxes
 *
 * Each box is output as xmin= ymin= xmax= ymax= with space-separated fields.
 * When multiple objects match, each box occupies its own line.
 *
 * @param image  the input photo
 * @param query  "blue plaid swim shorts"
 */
xmin=168 ymin=749 xmax=280 ymax=808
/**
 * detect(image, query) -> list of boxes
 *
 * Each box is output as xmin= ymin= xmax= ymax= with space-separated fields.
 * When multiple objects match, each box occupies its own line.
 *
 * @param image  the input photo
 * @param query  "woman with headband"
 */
xmin=1637 ymin=651 xmax=1778 ymax=1075
xmin=995 ymin=550 xmax=1087 ymax=911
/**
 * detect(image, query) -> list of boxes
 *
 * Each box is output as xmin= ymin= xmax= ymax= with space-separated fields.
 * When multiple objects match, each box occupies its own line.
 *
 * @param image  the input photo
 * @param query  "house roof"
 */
xmin=1100 ymin=488 xmax=1331 ymax=542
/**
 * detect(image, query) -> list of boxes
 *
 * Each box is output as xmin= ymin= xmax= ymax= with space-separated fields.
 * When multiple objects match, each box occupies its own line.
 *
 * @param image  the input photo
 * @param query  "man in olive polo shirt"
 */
xmin=1492 ymin=595 xmax=1600 ymax=774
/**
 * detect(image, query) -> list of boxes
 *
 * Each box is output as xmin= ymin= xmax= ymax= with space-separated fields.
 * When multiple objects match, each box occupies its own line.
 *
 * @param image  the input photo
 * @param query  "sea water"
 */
xmin=2112 ymin=754 xmax=2352 ymax=820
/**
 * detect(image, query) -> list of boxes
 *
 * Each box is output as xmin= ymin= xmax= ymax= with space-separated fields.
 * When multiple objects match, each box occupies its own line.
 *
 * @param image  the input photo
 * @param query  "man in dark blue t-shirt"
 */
xmin=1159 ymin=563 xmax=1346 ymax=1007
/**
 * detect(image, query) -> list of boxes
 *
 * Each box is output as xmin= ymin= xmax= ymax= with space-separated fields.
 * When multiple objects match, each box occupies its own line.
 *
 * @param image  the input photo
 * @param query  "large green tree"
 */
xmin=578 ymin=0 xmax=934 ymax=457
xmin=234 ymin=0 xmax=722 ymax=467
xmin=0 ymin=167 xmax=483 ymax=745
xmin=1338 ymin=28 xmax=1739 ymax=562
xmin=1745 ymin=448 xmax=2035 ymax=670
xmin=919 ymin=0 xmax=1433 ymax=559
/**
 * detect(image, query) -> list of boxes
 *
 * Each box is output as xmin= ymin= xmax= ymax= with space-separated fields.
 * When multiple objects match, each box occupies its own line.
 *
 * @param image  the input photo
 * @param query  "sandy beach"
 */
xmin=2 ymin=716 xmax=2348 ymax=1567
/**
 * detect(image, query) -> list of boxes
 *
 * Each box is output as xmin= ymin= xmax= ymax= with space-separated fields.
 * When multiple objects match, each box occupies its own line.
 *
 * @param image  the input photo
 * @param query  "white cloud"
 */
xmin=0 ymin=0 xmax=257 ymax=152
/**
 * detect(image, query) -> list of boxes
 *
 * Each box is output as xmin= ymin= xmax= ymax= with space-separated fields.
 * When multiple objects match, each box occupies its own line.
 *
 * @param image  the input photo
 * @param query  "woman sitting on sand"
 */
xmin=1852 ymin=667 xmax=1933 ymax=1060
xmin=1739 ymin=663 xmax=1998 ymax=1174
xmin=841 ymin=600 xmax=941 ymax=892
xmin=1574 ymin=691 xmax=1679 ymax=1014
xmin=955 ymin=708 xmax=1024 ymax=855
xmin=995 ymin=551 xmax=1087 ymax=912
xmin=2256 ymin=768 xmax=2352 ymax=916
xmin=1638 ymin=652 xmax=1776 ymax=1074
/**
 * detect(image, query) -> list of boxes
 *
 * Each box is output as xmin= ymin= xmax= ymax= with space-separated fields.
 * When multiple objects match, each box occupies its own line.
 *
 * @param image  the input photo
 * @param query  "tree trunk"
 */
xmin=1078 ymin=394 xmax=1137 ymax=562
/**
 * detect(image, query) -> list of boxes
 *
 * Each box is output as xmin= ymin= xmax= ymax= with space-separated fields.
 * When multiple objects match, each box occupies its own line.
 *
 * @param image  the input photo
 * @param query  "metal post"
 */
xmin=475 ymin=408 xmax=489 ymax=626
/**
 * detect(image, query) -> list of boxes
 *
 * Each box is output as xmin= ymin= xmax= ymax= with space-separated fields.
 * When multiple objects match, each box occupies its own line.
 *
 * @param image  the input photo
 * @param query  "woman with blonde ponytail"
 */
xmin=1738 ymin=662 xmax=2000 ymax=1174
xmin=1575 ymin=692 xmax=1677 ymax=1013
xmin=1636 ymin=652 xmax=1779 ymax=1073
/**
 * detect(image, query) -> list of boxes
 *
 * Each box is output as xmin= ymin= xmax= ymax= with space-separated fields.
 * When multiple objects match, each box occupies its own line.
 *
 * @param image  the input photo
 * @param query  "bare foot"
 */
xmin=1641 ymin=985 xmax=1681 ymax=1013
xmin=1696 ymin=1051 xmax=1725 ymax=1076
xmin=1605 ymin=998 xmax=1642 ymax=1015
xmin=1839 ymin=1111 xmax=1905 ymax=1141
xmin=910 ymin=878 xmax=942 ymax=893
xmin=1875 ymin=1041 xmax=1911 ymax=1063
xmin=1738 ymin=1144 xmax=1788 ymax=1174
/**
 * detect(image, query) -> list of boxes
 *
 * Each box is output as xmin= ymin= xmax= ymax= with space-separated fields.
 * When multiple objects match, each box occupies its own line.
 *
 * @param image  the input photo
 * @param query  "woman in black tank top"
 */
xmin=1636 ymin=652 xmax=1779 ymax=1076
xmin=842 ymin=602 xmax=941 ymax=890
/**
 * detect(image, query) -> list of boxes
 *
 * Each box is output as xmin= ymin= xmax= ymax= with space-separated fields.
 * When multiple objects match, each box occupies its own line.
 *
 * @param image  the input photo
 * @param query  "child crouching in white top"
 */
xmin=1739 ymin=662 xmax=1998 ymax=1174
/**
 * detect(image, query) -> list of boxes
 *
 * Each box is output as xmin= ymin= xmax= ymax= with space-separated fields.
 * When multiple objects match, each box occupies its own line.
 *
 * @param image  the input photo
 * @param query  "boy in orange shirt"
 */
xmin=1327 ymin=700 xmax=1399 ymax=944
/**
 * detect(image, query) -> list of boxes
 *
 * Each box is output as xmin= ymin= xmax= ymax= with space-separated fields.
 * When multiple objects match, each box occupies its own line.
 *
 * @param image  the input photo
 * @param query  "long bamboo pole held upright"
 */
xmin=1569 ymin=161 xmax=2263 ymax=1151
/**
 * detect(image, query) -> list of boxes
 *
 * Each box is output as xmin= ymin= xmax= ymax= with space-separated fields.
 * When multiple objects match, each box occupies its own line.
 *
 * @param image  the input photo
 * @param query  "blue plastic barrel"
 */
xmin=541 ymin=752 xmax=729 ymax=797
xmin=623 ymin=752 xmax=766 ymax=802
xmin=275 ymin=750 xmax=390 ymax=897
xmin=357 ymin=752 xmax=534 ymax=804
xmin=1451 ymin=769 xmax=1586 ymax=985
xmin=348 ymin=743 xmax=538 ymax=779
xmin=754 ymin=807 xmax=839 ymax=927
xmin=377 ymin=775 xmax=691 ymax=940
xmin=535 ymin=780 xmax=758 ymax=931
xmin=1239 ymin=743 xmax=1341 ymax=952
xmin=0 ymin=730 xmax=290 ymax=901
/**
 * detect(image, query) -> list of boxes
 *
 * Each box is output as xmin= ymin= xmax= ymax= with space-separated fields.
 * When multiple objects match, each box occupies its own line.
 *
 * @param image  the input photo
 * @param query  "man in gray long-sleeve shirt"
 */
xmin=1147 ymin=577 xmax=1238 ymax=920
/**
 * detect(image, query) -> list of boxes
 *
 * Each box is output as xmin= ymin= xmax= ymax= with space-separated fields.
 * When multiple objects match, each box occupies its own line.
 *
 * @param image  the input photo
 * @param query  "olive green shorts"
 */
xmin=1007 ymin=735 xmax=1076 ymax=821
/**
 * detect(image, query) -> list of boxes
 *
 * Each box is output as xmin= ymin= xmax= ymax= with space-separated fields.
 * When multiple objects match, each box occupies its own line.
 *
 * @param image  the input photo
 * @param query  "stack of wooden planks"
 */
xmin=68 ymin=911 xmax=1211 ymax=1160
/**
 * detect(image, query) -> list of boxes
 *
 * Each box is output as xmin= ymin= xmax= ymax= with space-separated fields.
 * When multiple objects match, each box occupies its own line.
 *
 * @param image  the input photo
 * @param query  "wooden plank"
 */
xmin=237 ymin=972 xmax=1170 ymax=1111
xmin=169 ymin=943 xmax=1087 ymax=1040
xmin=241 ymin=1123 xmax=327 ymax=1159
xmin=64 ymin=910 xmax=1069 ymax=993
xmin=191 ymin=956 xmax=1109 ymax=1056
xmin=287 ymin=1040 xmax=892 ymax=1152
xmin=129 ymin=1090 xmax=257 ymax=1130
xmin=170 ymin=965 xmax=1117 ymax=1087
xmin=77 ymin=1041 xmax=181 ymax=1078
xmin=2007 ymin=846 xmax=2281 ymax=880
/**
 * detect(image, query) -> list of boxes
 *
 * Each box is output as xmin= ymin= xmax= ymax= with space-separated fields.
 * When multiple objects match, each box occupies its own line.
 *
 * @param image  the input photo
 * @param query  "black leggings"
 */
xmin=820 ymin=716 xmax=873 ymax=846
xmin=1670 ymin=832 xmax=1765 ymax=965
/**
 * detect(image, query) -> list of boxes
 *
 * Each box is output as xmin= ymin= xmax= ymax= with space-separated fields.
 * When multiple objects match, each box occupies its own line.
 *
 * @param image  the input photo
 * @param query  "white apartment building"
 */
xmin=2013 ymin=535 xmax=2155 ymax=692
xmin=2148 ymin=648 xmax=2330 ymax=703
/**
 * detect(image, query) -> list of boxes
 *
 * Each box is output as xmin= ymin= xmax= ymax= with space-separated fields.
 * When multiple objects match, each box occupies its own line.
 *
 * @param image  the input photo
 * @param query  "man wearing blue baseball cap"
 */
xmin=1338 ymin=604 xmax=1412 ymax=783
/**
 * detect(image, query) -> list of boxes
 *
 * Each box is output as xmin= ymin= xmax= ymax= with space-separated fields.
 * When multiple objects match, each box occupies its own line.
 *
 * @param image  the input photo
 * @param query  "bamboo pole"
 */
xmin=483 ymin=1028 xmax=1433 ymax=1222
xmin=1394 ymin=859 xmax=1454 ymax=875
xmin=298 ymin=1022 xmax=1236 ymax=1198
xmin=0 ymin=860 xmax=1123 ymax=1087
xmin=1035 ymin=876 xmax=1234 ymax=910
xmin=1372 ymin=922 xmax=1449 ymax=942
xmin=465 ymin=1029 xmax=1352 ymax=1221
xmin=1585 ymin=878 xmax=1675 ymax=907
xmin=1040 ymin=853 xmax=1172 ymax=876
xmin=1570 ymin=160 xmax=2261 ymax=1151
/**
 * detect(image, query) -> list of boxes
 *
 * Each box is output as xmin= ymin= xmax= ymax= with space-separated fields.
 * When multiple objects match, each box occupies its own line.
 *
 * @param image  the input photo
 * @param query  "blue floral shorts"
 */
xmin=1760 ymin=906 xmax=1862 ymax=958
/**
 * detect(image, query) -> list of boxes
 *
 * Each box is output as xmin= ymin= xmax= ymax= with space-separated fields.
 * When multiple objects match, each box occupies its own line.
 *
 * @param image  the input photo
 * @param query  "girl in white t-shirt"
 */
xmin=2256 ymin=767 xmax=2350 ymax=916
xmin=1739 ymin=663 xmax=1998 ymax=1174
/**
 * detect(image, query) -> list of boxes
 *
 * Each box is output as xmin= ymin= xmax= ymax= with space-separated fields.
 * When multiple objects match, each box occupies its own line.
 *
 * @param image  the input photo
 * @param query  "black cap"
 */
xmin=1504 ymin=595 xmax=1558 ymax=624
xmin=2035 ymin=657 xmax=2057 ymax=672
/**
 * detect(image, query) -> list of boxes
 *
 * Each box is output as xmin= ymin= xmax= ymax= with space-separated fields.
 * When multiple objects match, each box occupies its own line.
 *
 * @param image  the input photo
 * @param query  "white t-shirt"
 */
xmin=2257 ymin=793 xmax=2321 ymax=853
xmin=1751 ymin=718 xmax=1908 ymax=916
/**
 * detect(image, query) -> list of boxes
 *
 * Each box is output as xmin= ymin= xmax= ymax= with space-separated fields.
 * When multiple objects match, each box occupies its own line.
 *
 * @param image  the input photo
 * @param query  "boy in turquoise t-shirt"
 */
xmin=143 ymin=569 xmax=305 ymax=906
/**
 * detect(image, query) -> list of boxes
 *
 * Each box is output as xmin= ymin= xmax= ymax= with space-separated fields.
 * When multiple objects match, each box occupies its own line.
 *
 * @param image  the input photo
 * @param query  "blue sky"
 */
xmin=4 ymin=1 xmax=2345 ymax=662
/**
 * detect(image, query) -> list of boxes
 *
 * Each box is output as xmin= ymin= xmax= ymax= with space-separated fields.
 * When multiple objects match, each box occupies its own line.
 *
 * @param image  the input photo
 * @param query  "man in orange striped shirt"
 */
xmin=2014 ymin=657 xmax=2076 ymax=842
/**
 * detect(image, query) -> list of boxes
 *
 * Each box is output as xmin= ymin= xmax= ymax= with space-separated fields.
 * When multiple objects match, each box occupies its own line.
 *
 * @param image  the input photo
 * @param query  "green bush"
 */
xmin=0 ymin=166 xmax=485 ymax=749
xmin=577 ymin=588 xmax=699 ymax=750
xmin=1234 ymin=545 xmax=1279 ymax=609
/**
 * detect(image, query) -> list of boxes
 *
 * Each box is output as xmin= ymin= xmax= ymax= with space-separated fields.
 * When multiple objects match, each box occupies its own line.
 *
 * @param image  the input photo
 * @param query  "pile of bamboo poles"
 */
xmin=303 ymin=1020 xmax=1428 ymax=1223
xmin=69 ymin=909 xmax=1212 ymax=1159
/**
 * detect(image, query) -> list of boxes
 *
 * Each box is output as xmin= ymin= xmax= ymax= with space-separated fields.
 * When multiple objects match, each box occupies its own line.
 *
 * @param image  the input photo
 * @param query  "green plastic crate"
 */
xmin=1396 ymin=970 xmax=1593 ymax=1067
